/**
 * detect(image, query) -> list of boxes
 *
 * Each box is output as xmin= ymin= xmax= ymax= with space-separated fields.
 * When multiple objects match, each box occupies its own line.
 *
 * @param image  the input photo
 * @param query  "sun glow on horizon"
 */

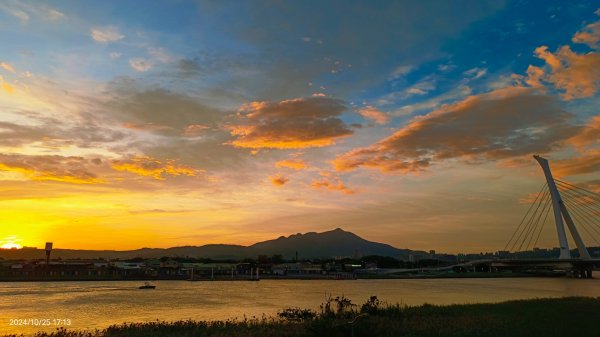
xmin=0 ymin=1 xmax=598 ymax=254
xmin=0 ymin=243 xmax=22 ymax=249
xmin=0 ymin=236 xmax=23 ymax=249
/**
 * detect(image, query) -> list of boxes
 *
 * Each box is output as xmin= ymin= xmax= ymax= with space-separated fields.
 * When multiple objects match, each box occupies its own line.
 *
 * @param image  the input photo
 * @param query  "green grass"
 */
xmin=4 ymin=297 xmax=600 ymax=337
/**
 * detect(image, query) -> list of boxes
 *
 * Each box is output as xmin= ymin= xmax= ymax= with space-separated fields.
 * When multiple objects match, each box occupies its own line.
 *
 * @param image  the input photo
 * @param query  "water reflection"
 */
xmin=1 ymin=278 xmax=599 ymax=335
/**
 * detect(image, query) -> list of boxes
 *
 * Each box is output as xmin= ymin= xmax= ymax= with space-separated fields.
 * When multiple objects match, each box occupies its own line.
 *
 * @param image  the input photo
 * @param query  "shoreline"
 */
xmin=0 ymin=272 xmax=572 ymax=282
xmin=3 ymin=296 xmax=599 ymax=337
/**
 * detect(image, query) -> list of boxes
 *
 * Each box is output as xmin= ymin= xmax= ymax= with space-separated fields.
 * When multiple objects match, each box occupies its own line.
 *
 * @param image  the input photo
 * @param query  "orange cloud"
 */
xmin=333 ymin=87 xmax=579 ymax=174
xmin=228 ymin=96 xmax=352 ymax=149
xmin=122 ymin=122 xmax=172 ymax=132
xmin=553 ymin=149 xmax=600 ymax=177
xmin=0 ymin=154 xmax=103 ymax=184
xmin=524 ymin=65 xmax=545 ymax=89
xmin=515 ymin=14 xmax=600 ymax=100
xmin=567 ymin=116 xmax=600 ymax=148
xmin=572 ymin=20 xmax=600 ymax=50
xmin=183 ymin=124 xmax=209 ymax=137
xmin=275 ymin=158 xmax=308 ymax=170
xmin=518 ymin=191 xmax=543 ymax=205
xmin=270 ymin=174 xmax=289 ymax=186
xmin=548 ymin=115 xmax=600 ymax=177
xmin=556 ymin=178 xmax=600 ymax=207
xmin=357 ymin=106 xmax=390 ymax=125
xmin=578 ymin=180 xmax=600 ymax=194
xmin=311 ymin=175 xmax=354 ymax=194
xmin=0 ymin=62 xmax=15 ymax=73
xmin=111 ymin=156 xmax=200 ymax=180
xmin=532 ymin=45 xmax=600 ymax=100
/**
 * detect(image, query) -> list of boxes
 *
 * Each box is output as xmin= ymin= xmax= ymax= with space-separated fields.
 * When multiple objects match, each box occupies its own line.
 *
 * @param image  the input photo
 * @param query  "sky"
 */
xmin=0 ymin=0 xmax=599 ymax=253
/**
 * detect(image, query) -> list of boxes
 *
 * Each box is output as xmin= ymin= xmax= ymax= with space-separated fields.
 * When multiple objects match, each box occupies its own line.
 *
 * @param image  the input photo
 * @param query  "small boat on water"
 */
xmin=138 ymin=282 xmax=156 ymax=289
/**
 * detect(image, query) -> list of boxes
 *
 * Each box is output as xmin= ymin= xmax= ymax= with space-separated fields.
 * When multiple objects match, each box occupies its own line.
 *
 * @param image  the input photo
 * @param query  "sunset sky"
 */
xmin=0 ymin=0 xmax=599 ymax=253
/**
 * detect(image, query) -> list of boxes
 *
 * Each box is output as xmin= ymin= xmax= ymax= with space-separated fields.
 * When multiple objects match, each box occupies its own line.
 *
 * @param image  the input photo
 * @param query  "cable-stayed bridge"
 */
xmin=360 ymin=155 xmax=599 ymax=279
xmin=380 ymin=155 xmax=600 ymax=279
xmin=496 ymin=155 xmax=600 ymax=278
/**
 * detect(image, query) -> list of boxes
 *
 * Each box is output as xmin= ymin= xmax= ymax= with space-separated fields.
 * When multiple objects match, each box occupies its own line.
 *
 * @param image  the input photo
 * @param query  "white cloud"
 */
xmin=438 ymin=63 xmax=456 ymax=72
xmin=406 ymin=79 xmax=435 ymax=95
xmin=406 ymin=87 xmax=426 ymax=95
xmin=148 ymin=47 xmax=173 ymax=63
xmin=487 ymin=74 xmax=514 ymax=90
xmin=129 ymin=58 xmax=152 ymax=72
xmin=109 ymin=52 xmax=122 ymax=60
xmin=463 ymin=67 xmax=487 ymax=80
xmin=3 ymin=7 xmax=29 ymax=23
xmin=392 ymin=85 xmax=472 ymax=116
xmin=47 ymin=9 xmax=65 ymax=20
xmin=389 ymin=65 xmax=414 ymax=80
xmin=91 ymin=26 xmax=124 ymax=43
xmin=0 ymin=2 xmax=64 ymax=23
xmin=377 ymin=77 xmax=436 ymax=105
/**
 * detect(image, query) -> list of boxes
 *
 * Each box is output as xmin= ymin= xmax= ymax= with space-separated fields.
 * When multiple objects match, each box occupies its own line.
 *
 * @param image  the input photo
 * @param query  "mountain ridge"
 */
xmin=0 ymin=228 xmax=423 ymax=260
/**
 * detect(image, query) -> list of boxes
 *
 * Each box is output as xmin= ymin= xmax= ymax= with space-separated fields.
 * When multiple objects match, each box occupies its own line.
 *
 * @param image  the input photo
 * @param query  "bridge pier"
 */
xmin=568 ymin=268 xmax=593 ymax=279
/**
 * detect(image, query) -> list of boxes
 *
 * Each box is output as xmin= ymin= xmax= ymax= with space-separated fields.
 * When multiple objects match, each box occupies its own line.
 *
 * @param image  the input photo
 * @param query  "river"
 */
xmin=1 ymin=278 xmax=599 ymax=335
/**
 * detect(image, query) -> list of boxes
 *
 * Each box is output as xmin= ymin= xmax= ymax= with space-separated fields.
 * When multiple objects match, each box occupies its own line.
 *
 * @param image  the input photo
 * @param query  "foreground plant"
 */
xmin=3 ymin=297 xmax=599 ymax=337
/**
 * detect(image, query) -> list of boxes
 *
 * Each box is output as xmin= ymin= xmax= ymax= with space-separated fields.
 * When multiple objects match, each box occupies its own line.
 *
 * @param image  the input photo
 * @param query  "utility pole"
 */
xmin=45 ymin=242 xmax=53 ymax=266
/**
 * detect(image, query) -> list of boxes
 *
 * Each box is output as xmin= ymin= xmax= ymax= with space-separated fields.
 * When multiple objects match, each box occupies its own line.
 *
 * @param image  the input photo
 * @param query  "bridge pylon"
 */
xmin=533 ymin=155 xmax=590 ymax=260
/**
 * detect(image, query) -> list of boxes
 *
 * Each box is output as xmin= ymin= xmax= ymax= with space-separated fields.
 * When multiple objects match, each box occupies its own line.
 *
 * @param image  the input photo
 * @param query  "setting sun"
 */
xmin=0 ymin=2 xmax=600 ymax=337
xmin=0 ymin=243 xmax=22 ymax=249
xmin=0 ymin=236 xmax=23 ymax=250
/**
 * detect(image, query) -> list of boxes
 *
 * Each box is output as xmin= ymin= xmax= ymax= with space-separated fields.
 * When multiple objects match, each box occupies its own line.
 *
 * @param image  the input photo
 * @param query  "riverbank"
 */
xmin=0 ymin=270 xmax=569 ymax=282
xmin=3 ymin=297 xmax=599 ymax=337
xmin=357 ymin=270 xmax=567 ymax=279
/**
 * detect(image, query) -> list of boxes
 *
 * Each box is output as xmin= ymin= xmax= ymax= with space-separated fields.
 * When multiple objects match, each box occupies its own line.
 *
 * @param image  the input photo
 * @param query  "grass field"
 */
xmin=3 ymin=296 xmax=600 ymax=337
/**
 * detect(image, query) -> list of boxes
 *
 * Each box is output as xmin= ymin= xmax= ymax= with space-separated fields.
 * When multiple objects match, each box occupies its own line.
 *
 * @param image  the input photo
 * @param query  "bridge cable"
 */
xmin=555 ymin=180 xmax=600 ymax=212
xmin=514 ymin=188 xmax=551 ymax=252
xmin=560 ymin=191 xmax=600 ymax=237
xmin=555 ymin=179 xmax=600 ymax=202
xmin=525 ymin=194 xmax=552 ymax=250
xmin=561 ymin=197 xmax=600 ymax=246
xmin=557 ymin=185 xmax=600 ymax=226
xmin=511 ymin=188 xmax=550 ymax=252
xmin=558 ymin=188 xmax=600 ymax=242
xmin=532 ymin=199 xmax=552 ymax=249
xmin=558 ymin=186 xmax=600 ymax=218
xmin=518 ymin=191 xmax=552 ymax=252
xmin=503 ymin=183 xmax=548 ymax=252
xmin=524 ymin=193 xmax=552 ymax=251
xmin=508 ymin=185 xmax=548 ymax=252
xmin=556 ymin=187 xmax=600 ymax=220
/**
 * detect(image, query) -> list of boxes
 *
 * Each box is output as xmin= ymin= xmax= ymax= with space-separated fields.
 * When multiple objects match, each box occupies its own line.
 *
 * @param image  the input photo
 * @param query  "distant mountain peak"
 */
xmin=248 ymin=228 xmax=410 ymax=259
xmin=0 ymin=228 xmax=416 ymax=260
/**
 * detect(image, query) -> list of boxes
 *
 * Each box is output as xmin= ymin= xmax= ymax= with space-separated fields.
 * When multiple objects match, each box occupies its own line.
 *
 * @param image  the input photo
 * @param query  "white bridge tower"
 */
xmin=533 ymin=155 xmax=590 ymax=260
